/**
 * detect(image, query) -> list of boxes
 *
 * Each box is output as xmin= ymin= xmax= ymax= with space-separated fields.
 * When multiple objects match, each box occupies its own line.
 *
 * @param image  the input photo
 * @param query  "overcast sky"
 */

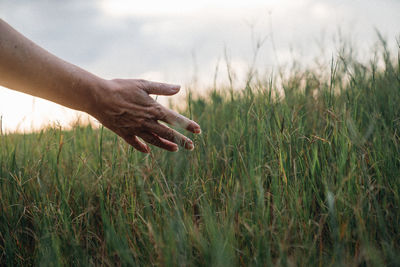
xmin=0 ymin=0 xmax=399 ymax=132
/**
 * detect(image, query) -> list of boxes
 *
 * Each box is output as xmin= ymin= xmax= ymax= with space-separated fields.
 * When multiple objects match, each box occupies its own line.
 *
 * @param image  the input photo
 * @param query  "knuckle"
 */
xmin=150 ymin=104 xmax=166 ymax=120
xmin=156 ymin=106 xmax=167 ymax=120
xmin=135 ymin=78 xmax=146 ymax=84
xmin=163 ymin=130 xmax=174 ymax=141
xmin=136 ymin=117 xmax=146 ymax=125
xmin=135 ymin=79 xmax=148 ymax=88
xmin=142 ymin=120 xmax=153 ymax=130
xmin=167 ymin=128 xmax=176 ymax=139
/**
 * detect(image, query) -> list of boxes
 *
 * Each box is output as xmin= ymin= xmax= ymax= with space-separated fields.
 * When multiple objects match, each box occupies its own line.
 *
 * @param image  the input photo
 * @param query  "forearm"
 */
xmin=0 ymin=19 xmax=103 ymax=113
xmin=0 ymin=19 xmax=201 ymax=153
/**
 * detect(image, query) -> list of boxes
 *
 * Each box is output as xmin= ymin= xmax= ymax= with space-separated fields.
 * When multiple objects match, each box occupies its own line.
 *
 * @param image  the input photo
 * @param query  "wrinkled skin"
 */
xmin=93 ymin=79 xmax=201 ymax=153
xmin=0 ymin=19 xmax=201 ymax=153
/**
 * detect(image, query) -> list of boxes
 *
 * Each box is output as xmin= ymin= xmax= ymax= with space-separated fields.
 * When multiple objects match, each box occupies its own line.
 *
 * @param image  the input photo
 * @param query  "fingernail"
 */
xmin=194 ymin=128 xmax=202 ymax=134
xmin=173 ymin=146 xmax=179 ymax=152
xmin=188 ymin=143 xmax=194 ymax=151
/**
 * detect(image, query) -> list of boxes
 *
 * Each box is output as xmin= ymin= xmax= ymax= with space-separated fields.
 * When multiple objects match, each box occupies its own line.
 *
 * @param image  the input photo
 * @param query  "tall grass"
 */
xmin=1 ymin=41 xmax=399 ymax=266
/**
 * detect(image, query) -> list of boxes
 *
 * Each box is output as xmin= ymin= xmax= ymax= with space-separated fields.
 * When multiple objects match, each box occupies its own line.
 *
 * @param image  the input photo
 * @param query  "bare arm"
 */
xmin=0 ymin=19 xmax=201 ymax=153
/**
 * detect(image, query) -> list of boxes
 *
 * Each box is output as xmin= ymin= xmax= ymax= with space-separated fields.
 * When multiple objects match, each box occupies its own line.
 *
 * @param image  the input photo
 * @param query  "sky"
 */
xmin=0 ymin=0 xmax=399 ymax=132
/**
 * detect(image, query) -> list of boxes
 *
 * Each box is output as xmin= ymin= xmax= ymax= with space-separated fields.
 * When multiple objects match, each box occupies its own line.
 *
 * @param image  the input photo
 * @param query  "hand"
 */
xmin=0 ymin=19 xmax=201 ymax=151
xmin=91 ymin=79 xmax=201 ymax=153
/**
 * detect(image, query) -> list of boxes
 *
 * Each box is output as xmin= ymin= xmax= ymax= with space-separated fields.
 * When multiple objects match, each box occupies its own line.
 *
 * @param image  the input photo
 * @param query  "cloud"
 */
xmin=2 ymin=0 xmax=398 ymax=79
xmin=0 ymin=0 xmax=399 ymax=131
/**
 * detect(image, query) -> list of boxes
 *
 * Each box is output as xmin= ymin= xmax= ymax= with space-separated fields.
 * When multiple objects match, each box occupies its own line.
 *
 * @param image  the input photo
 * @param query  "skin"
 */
xmin=0 ymin=19 xmax=201 ymax=153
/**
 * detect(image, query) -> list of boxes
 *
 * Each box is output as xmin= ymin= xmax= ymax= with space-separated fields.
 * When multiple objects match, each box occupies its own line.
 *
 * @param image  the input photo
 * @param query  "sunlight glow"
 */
xmin=0 ymin=87 xmax=93 ymax=133
xmin=1 ymin=0 xmax=398 ymax=132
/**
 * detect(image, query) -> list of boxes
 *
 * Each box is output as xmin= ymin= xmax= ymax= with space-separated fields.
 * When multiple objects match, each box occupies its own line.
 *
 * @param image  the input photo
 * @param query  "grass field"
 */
xmin=1 ymin=41 xmax=399 ymax=266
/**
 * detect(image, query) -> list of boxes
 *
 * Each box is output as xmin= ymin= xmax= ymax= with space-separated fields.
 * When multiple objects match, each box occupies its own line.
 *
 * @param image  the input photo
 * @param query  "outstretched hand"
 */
xmin=91 ymin=79 xmax=201 ymax=153
xmin=0 ymin=19 xmax=201 ymax=152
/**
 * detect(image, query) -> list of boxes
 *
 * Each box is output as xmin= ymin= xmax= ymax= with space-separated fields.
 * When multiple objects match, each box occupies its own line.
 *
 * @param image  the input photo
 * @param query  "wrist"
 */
xmin=82 ymin=76 xmax=110 ymax=116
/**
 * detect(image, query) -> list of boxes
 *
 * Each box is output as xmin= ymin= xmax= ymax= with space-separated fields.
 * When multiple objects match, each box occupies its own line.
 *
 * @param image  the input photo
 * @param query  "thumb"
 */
xmin=142 ymin=80 xmax=181 ymax=96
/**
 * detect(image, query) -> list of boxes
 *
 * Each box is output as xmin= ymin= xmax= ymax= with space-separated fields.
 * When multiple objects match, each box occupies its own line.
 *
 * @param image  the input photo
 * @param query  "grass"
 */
xmin=1 ymin=41 xmax=400 ymax=266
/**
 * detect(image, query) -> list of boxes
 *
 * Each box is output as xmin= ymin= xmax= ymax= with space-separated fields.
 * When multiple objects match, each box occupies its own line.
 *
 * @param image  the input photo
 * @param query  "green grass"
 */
xmin=1 ymin=42 xmax=400 ymax=266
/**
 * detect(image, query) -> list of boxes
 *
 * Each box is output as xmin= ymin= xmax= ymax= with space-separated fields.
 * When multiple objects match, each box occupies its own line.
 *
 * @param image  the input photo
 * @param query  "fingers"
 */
xmin=139 ymin=132 xmax=179 ymax=152
xmin=138 ymin=80 xmax=201 ymax=133
xmin=122 ymin=135 xmax=150 ymax=153
xmin=150 ymin=122 xmax=194 ymax=150
xmin=161 ymin=108 xmax=201 ymax=134
xmin=141 ymin=80 xmax=180 ymax=96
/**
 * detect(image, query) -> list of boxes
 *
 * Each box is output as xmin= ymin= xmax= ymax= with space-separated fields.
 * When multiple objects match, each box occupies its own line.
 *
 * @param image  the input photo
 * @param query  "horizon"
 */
xmin=0 ymin=0 xmax=399 ymax=132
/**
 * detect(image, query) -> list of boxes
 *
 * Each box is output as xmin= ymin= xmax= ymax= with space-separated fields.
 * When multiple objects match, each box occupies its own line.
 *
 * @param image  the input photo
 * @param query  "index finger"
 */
xmin=161 ymin=108 xmax=201 ymax=134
